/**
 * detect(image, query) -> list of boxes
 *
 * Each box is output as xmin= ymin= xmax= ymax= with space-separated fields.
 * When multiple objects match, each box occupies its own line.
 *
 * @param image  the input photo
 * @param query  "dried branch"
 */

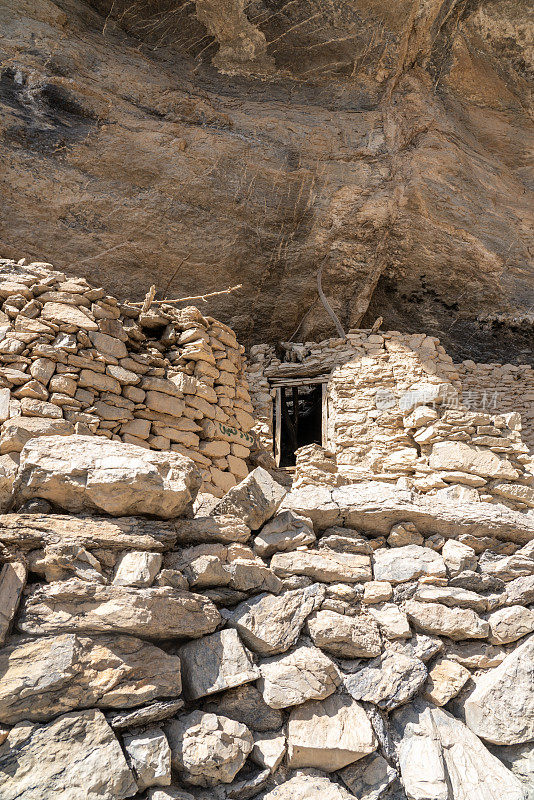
xmin=131 ymin=284 xmax=242 ymax=307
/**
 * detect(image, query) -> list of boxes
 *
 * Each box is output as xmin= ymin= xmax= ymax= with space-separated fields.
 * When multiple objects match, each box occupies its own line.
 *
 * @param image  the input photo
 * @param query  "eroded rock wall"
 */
xmin=0 ymin=0 xmax=532 ymax=359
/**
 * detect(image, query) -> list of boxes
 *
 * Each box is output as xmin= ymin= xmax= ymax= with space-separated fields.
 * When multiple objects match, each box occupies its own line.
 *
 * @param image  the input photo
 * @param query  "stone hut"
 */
xmin=247 ymin=332 xmax=534 ymax=510
xmin=0 ymin=258 xmax=256 ymax=498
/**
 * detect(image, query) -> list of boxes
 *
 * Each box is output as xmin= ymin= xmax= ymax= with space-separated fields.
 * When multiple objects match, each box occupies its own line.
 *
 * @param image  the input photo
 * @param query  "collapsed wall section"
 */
xmin=0 ymin=258 xmax=256 ymax=497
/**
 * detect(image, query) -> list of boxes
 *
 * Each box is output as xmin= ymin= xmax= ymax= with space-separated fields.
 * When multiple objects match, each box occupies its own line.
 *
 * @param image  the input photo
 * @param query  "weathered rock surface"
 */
xmin=123 ymin=727 xmax=172 ymax=791
xmin=18 ymin=579 xmax=220 ymax=639
xmin=283 ymin=483 xmax=534 ymax=544
xmin=393 ymin=701 xmax=526 ymax=800
xmin=15 ymin=435 xmax=201 ymax=517
xmin=339 ymin=753 xmax=398 ymax=800
xmin=423 ymin=656 xmax=470 ymax=707
xmin=287 ymin=694 xmax=377 ymax=771
xmin=0 ymin=709 xmax=137 ymax=800
xmin=179 ymin=628 xmax=259 ymax=700
xmin=203 ymin=683 xmax=283 ymax=733
xmin=258 ymin=644 xmax=340 ymax=709
xmin=165 ymin=711 xmax=253 ymax=787
xmin=307 ymin=609 xmax=382 ymax=658
xmin=373 ymin=544 xmax=446 ymax=584
xmin=270 ymin=550 xmax=372 ymax=583
xmin=223 ymin=584 xmax=324 ymax=656
xmin=212 ymin=468 xmax=286 ymax=530
xmin=0 ymin=632 xmax=182 ymax=724
xmin=344 ymin=651 xmax=427 ymax=711
xmin=253 ymin=512 xmax=315 ymax=558
xmin=406 ymin=600 xmax=490 ymax=640
xmin=261 ymin=770 xmax=358 ymax=800
xmin=487 ymin=605 xmax=534 ymax=644
xmin=0 ymin=560 xmax=26 ymax=644
xmin=464 ymin=634 xmax=534 ymax=745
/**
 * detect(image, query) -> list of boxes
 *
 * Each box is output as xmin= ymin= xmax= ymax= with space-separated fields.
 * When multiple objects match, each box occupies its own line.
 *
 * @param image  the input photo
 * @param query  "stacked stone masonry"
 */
xmin=0 ymin=258 xmax=256 ymax=498
xmin=248 ymin=336 xmax=534 ymax=511
xmin=456 ymin=361 xmax=534 ymax=452
xmin=0 ymin=455 xmax=533 ymax=799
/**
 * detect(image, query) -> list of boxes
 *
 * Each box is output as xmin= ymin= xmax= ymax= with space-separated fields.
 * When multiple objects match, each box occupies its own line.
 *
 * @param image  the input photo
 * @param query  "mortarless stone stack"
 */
xmin=0 ymin=257 xmax=256 ymax=498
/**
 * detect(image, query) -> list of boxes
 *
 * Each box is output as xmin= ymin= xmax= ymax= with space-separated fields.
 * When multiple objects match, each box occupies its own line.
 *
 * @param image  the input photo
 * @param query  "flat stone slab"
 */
xmin=179 ymin=628 xmax=259 ymax=700
xmin=17 ymin=579 xmax=220 ymax=639
xmin=281 ymin=482 xmax=534 ymax=544
xmin=0 ymin=632 xmax=182 ymax=725
xmin=0 ymin=709 xmax=137 ymax=800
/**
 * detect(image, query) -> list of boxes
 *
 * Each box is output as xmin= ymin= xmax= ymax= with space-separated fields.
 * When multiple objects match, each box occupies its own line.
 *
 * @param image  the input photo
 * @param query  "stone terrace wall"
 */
xmin=456 ymin=361 xmax=534 ymax=452
xmin=0 ymin=258 xmax=256 ymax=497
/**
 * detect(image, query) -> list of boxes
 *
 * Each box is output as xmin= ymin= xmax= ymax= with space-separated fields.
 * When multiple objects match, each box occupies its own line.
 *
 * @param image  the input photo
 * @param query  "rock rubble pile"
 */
xmin=0 ymin=440 xmax=533 ymax=799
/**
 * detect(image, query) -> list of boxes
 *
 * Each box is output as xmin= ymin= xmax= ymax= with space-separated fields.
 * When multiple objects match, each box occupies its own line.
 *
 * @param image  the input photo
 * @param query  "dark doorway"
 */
xmin=274 ymin=383 xmax=325 ymax=467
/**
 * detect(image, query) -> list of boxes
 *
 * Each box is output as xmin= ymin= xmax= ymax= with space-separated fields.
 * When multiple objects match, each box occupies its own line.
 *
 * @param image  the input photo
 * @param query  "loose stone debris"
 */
xmin=0 ymin=257 xmax=532 ymax=799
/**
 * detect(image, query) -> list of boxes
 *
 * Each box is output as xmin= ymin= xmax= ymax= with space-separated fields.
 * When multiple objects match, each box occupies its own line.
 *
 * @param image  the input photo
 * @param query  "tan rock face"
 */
xmin=15 ymin=434 xmax=201 ymax=517
xmin=287 ymin=694 xmax=377 ymax=771
xmin=165 ymin=711 xmax=253 ymax=786
xmin=258 ymin=644 xmax=341 ymax=709
xmin=307 ymin=609 xmax=382 ymax=658
xmin=0 ymin=709 xmax=137 ymax=800
xmin=1 ymin=0 xmax=532 ymax=357
xmin=18 ymin=579 xmax=220 ymax=639
xmin=0 ymin=633 xmax=183 ymax=724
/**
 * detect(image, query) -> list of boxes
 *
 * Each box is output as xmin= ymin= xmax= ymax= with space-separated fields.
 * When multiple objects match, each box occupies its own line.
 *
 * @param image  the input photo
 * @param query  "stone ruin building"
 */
xmin=0 ymin=255 xmax=533 ymax=800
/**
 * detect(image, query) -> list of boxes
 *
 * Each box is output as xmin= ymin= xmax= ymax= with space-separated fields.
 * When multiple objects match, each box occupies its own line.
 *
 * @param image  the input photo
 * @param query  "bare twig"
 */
xmin=161 ymin=254 xmax=191 ymax=300
xmin=131 ymin=284 xmax=242 ymax=307
xmin=317 ymin=260 xmax=346 ymax=339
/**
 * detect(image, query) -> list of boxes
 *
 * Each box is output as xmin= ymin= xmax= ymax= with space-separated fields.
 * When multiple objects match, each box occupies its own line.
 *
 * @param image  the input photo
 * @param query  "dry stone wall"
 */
xmin=456 ymin=361 xmax=534 ymax=452
xmin=0 ymin=258 xmax=256 ymax=498
xmin=0 ymin=453 xmax=533 ymax=799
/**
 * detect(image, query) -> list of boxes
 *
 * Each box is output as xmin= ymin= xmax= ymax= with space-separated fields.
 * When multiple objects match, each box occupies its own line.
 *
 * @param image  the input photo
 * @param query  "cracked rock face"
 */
xmin=1 ymin=0 xmax=532 ymax=358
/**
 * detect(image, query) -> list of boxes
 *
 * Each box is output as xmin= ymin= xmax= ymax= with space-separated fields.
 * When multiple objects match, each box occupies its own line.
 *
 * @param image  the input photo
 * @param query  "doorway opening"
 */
xmin=272 ymin=381 xmax=328 ymax=467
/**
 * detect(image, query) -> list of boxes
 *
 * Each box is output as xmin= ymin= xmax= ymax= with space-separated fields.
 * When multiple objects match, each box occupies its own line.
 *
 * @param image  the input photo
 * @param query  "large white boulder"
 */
xmin=14 ymin=435 xmax=201 ymax=517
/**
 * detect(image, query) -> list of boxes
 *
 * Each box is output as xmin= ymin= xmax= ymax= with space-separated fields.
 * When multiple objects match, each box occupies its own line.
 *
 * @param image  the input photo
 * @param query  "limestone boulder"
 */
xmin=258 ymin=644 xmax=340 ymax=709
xmin=442 ymin=539 xmax=478 ymax=577
xmin=113 ymin=551 xmax=163 ymax=587
xmin=178 ymin=628 xmax=259 ymax=700
xmin=344 ymin=651 xmax=427 ymax=711
xmin=270 ymin=550 xmax=372 ymax=583
xmin=429 ymin=441 xmax=519 ymax=480
xmin=367 ymin=603 xmax=411 ymax=639
xmin=18 ymin=579 xmax=220 ymax=639
xmin=0 ymin=560 xmax=26 ymax=644
xmin=414 ymin=584 xmax=488 ymax=614
xmin=464 ymin=635 xmax=534 ymax=745
xmin=223 ymin=583 xmax=325 ymax=656
xmin=0 ymin=452 xmax=19 ymax=511
xmin=423 ymin=657 xmax=470 ymax=706
xmin=165 ymin=711 xmax=253 ymax=787
xmin=307 ymin=609 xmax=382 ymax=658
xmin=14 ymin=435 xmax=202 ymax=517
xmin=0 ymin=709 xmax=137 ymax=800
xmin=0 ymin=632 xmax=183 ymax=724
xmin=123 ymin=727 xmax=172 ymax=791
xmin=339 ymin=753 xmax=398 ymax=800
xmin=502 ymin=575 xmax=534 ymax=607
xmin=261 ymin=770 xmax=358 ymax=800
xmin=373 ymin=545 xmax=446 ymax=584
xmin=175 ymin=515 xmax=251 ymax=544
xmin=393 ymin=701 xmax=526 ymax=800
xmin=406 ymin=600 xmax=490 ymax=640
xmin=487 ymin=605 xmax=534 ymax=644
xmin=251 ymin=731 xmax=286 ymax=772
xmin=287 ymin=694 xmax=377 ymax=771
xmin=202 ymin=683 xmax=283 ymax=732
xmin=0 ymin=416 xmax=74 ymax=454
xmin=253 ymin=511 xmax=316 ymax=557
xmin=212 ymin=467 xmax=286 ymax=530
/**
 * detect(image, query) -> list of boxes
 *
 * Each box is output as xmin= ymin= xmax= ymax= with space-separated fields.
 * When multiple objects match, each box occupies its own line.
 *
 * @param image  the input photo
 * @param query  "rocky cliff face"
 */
xmin=0 ymin=0 xmax=532 ymax=359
